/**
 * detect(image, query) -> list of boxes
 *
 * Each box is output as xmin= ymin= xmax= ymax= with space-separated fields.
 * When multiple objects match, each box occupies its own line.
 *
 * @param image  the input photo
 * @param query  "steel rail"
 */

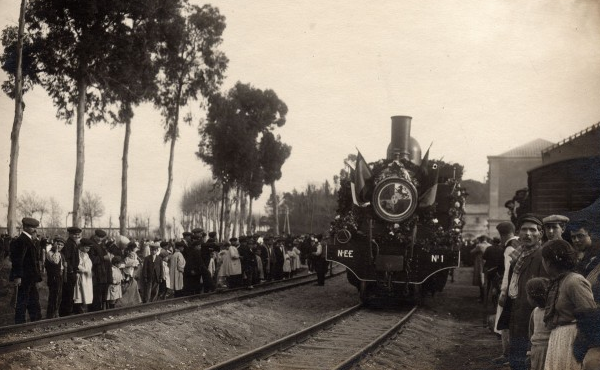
xmin=0 ymin=267 xmax=344 ymax=337
xmin=204 ymin=304 xmax=364 ymax=370
xmin=0 ymin=270 xmax=344 ymax=355
xmin=332 ymin=305 xmax=418 ymax=370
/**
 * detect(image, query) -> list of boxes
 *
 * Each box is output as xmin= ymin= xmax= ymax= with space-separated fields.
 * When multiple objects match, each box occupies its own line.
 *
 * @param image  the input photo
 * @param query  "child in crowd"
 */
xmin=107 ymin=256 xmax=123 ymax=309
xmin=526 ymin=277 xmax=551 ymax=370
xmin=45 ymin=237 xmax=65 ymax=319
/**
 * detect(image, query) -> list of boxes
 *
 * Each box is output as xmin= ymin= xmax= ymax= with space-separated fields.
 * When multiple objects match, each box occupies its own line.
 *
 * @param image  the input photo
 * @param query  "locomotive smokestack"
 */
xmin=389 ymin=116 xmax=412 ymax=161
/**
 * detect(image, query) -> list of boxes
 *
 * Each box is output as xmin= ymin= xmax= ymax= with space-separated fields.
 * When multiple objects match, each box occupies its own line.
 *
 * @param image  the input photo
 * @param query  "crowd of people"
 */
xmin=6 ymin=218 xmax=329 ymax=326
xmin=471 ymin=214 xmax=600 ymax=370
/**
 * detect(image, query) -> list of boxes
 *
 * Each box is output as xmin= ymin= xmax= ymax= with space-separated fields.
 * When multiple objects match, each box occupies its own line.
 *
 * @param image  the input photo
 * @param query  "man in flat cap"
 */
xmin=89 ymin=229 xmax=111 ymax=311
xmin=10 ymin=217 xmax=43 ymax=324
xmin=45 ymin=237 xmax=65 ymax=319
xmin=59 ymin=226 xmax=82 ymax=316
xmin=498 ymin=214 xmax=548 ymax=370
xmin=182 ymin=231 xmax=192 ymax=245
xmin=141 ymin=243 xmax=163 ymax=303
xmin=542 ymin=214 xmax=569 ymax=242
xmin=571 ymin=220 xmax=600 ymax=280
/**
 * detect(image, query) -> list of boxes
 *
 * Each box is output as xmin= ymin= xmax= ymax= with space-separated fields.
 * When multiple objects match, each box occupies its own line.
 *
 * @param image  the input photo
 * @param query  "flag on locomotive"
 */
xmin=327 ymin=116 xmax=466 ymax=301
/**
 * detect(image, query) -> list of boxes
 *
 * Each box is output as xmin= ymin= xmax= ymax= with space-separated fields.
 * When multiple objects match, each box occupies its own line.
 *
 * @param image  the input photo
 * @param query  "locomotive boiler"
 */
xmin=326 ymin=116 xmax=466 ymax=302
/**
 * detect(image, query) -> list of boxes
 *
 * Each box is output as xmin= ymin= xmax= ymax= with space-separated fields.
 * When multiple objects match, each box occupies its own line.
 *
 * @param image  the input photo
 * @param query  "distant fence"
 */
xmin=0 ymin=226 xmax=149 ymax=239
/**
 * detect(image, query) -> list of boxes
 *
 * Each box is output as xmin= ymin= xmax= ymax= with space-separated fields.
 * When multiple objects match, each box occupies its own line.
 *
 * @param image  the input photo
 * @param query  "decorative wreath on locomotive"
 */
xmin=326 ymin=116 xmax=467 ymax=301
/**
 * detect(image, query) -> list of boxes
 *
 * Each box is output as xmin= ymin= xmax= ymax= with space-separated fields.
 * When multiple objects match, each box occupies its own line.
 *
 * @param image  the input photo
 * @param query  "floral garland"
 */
xmin=331 ymin=158 xmax=467 ymax=250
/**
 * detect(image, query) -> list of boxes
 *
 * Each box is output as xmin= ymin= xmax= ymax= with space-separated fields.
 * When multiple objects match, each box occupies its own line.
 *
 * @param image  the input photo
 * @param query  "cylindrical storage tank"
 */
xmin=388 ymin=116 xmax=412 ymax=161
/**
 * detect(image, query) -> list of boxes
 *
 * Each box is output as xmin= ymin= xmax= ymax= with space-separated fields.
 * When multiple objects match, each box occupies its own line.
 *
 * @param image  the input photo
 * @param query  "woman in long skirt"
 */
xmin=117 ymin=241 xmax=142 ymax=307
xmin=542 ymin=240 xmax=596 ymax=370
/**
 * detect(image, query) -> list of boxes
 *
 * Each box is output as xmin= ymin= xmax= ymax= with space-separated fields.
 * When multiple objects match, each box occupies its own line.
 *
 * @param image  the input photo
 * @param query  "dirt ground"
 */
xmin=0 ymin=262 xmax=504 ymax=370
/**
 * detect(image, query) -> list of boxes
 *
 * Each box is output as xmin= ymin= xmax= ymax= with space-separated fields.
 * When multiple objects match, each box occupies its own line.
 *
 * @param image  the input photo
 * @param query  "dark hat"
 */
xmin=126 ymin=241 xmax=138 ymax=251
xmin=80 ymin=238 xmax=93 ymax=247
xmin=208 ymin=231 xmax=217 ymax=238
xmin=518 ymin=213 xmax=543 ymax=228
xmin=542 ymin=214 xmax=569 ymax=225
xmin=21 ymin=217 xmax=40 ymax=228
xmin=53 ymin=236 xmax=65 ymax=244
xmin=174 ymin=241 xmax=186 ymax=249
xmin=191 ymin=228 xmax=204 ymax=234
xmin=229 ymin=237 xmax=238 ymax=242
xmin=94 ymin=229 xmax=107 ymax=238
xmin=496 ymin=221 xmax=515 ymax=235
xmin=67 ymin=226 xmax=82 ymax=234
xmin=182 ymin=231 xmax=192 ymax=237
xmin=191 ymin=234 xmax=201 ymax=240
xmin=160 ymin=241 xmax=169 ymax=247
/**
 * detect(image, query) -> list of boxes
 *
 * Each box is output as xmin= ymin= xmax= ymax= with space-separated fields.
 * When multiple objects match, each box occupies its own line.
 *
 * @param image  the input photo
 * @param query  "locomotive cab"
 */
xmin=326 ymin=116 xmax=464 ymax=302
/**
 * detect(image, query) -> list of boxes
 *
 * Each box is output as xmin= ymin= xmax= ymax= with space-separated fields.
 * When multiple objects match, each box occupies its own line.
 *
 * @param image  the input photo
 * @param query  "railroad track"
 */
xmin=0 ymin=268 xmax=344 ymax=355
xmin=206 ymin=304 xmax=417 ymax=370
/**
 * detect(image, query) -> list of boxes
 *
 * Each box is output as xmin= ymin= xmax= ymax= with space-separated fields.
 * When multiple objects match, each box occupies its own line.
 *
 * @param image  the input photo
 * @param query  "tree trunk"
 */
xmin=72 ymin=77 xmax=87 ymax=227
xmin=272 ymin=182 xmax=279 ymax=235
xmin=7 ymin=0 xmax=27 ymax=236
xmin=224 ymin=187 xmax=232 ymax=240
xmin=159 ymin=124 xmax=177 ymax=238
xmin=119 ymin=117 xmax=131 ymax=236
xmin=232 ymin=186 xmax=240 ymax=237
xmin=239 ymin=193 xmax=246 ymax=236
xmin=247 ymin=197 xmax=253 ymax=234
xmin=219 ymin=183 xmax=227 ymax=241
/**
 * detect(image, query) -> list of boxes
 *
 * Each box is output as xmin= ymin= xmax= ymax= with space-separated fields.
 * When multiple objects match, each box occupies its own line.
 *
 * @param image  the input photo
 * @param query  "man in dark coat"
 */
xmin=263 ymin=236 xmax=274 ymax=281
xmin=271 ymin=238 xmax=285 ymax=281
xmin=141 ymin=243 xmax=163 ymax=303
xmin=183 ymin=239 xmax=203 ymax=295
xmin=59 ymin=226 xmax=82 ymax=316
xmin=499 ymin=214 xmax=548 ymax=370
xmin=10 ymin=217 xmax=43 ymax=324
xmin=89 ymin=229 xmax=111 ymax=311
xmin=238 ymin=237 xmax=257 ymax=289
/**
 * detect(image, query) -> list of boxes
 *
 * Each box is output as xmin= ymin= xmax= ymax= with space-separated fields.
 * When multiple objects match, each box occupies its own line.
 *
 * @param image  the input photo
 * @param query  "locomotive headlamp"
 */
xmin=372 ymin=177 xmax=418 ymax=222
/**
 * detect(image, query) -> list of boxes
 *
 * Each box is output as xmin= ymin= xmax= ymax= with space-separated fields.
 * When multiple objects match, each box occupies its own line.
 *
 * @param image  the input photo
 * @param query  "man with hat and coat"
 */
xmin=271 ymin=237 xmax=285 ymax=281
xmin=542 ymin=214 xmax=569 ymax=242
xmin=60 ymin=226 xmax=82 ymax=316
xmin=88 ymin=229 xmax=112 ymax=311
xmin=10 ymin=217 xmax=43 ymax=324
xmin=497 ymin=214 xmax=549 ymax=370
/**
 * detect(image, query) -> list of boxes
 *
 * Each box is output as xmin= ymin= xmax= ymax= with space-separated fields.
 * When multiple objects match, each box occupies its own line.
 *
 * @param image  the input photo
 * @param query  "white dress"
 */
xmin=73 ymin=250 xmax=93 ymax=304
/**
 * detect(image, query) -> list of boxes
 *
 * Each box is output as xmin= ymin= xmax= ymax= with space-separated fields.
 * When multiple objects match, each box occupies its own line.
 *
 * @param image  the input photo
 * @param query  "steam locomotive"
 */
xmin=326 ymin=116 xmax=466 ymax=302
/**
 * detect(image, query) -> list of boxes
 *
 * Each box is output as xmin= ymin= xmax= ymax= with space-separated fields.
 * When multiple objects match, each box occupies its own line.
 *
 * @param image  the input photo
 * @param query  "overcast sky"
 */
xmin=1 ymin=0 xmax=600 ymax=231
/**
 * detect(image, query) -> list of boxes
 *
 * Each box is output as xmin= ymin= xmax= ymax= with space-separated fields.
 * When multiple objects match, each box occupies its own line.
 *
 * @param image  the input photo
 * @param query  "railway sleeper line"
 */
xmin=0 ymin=268 xmax=344 ymax=355
xmin=206 ymin=305 xmax=417 ymax=370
